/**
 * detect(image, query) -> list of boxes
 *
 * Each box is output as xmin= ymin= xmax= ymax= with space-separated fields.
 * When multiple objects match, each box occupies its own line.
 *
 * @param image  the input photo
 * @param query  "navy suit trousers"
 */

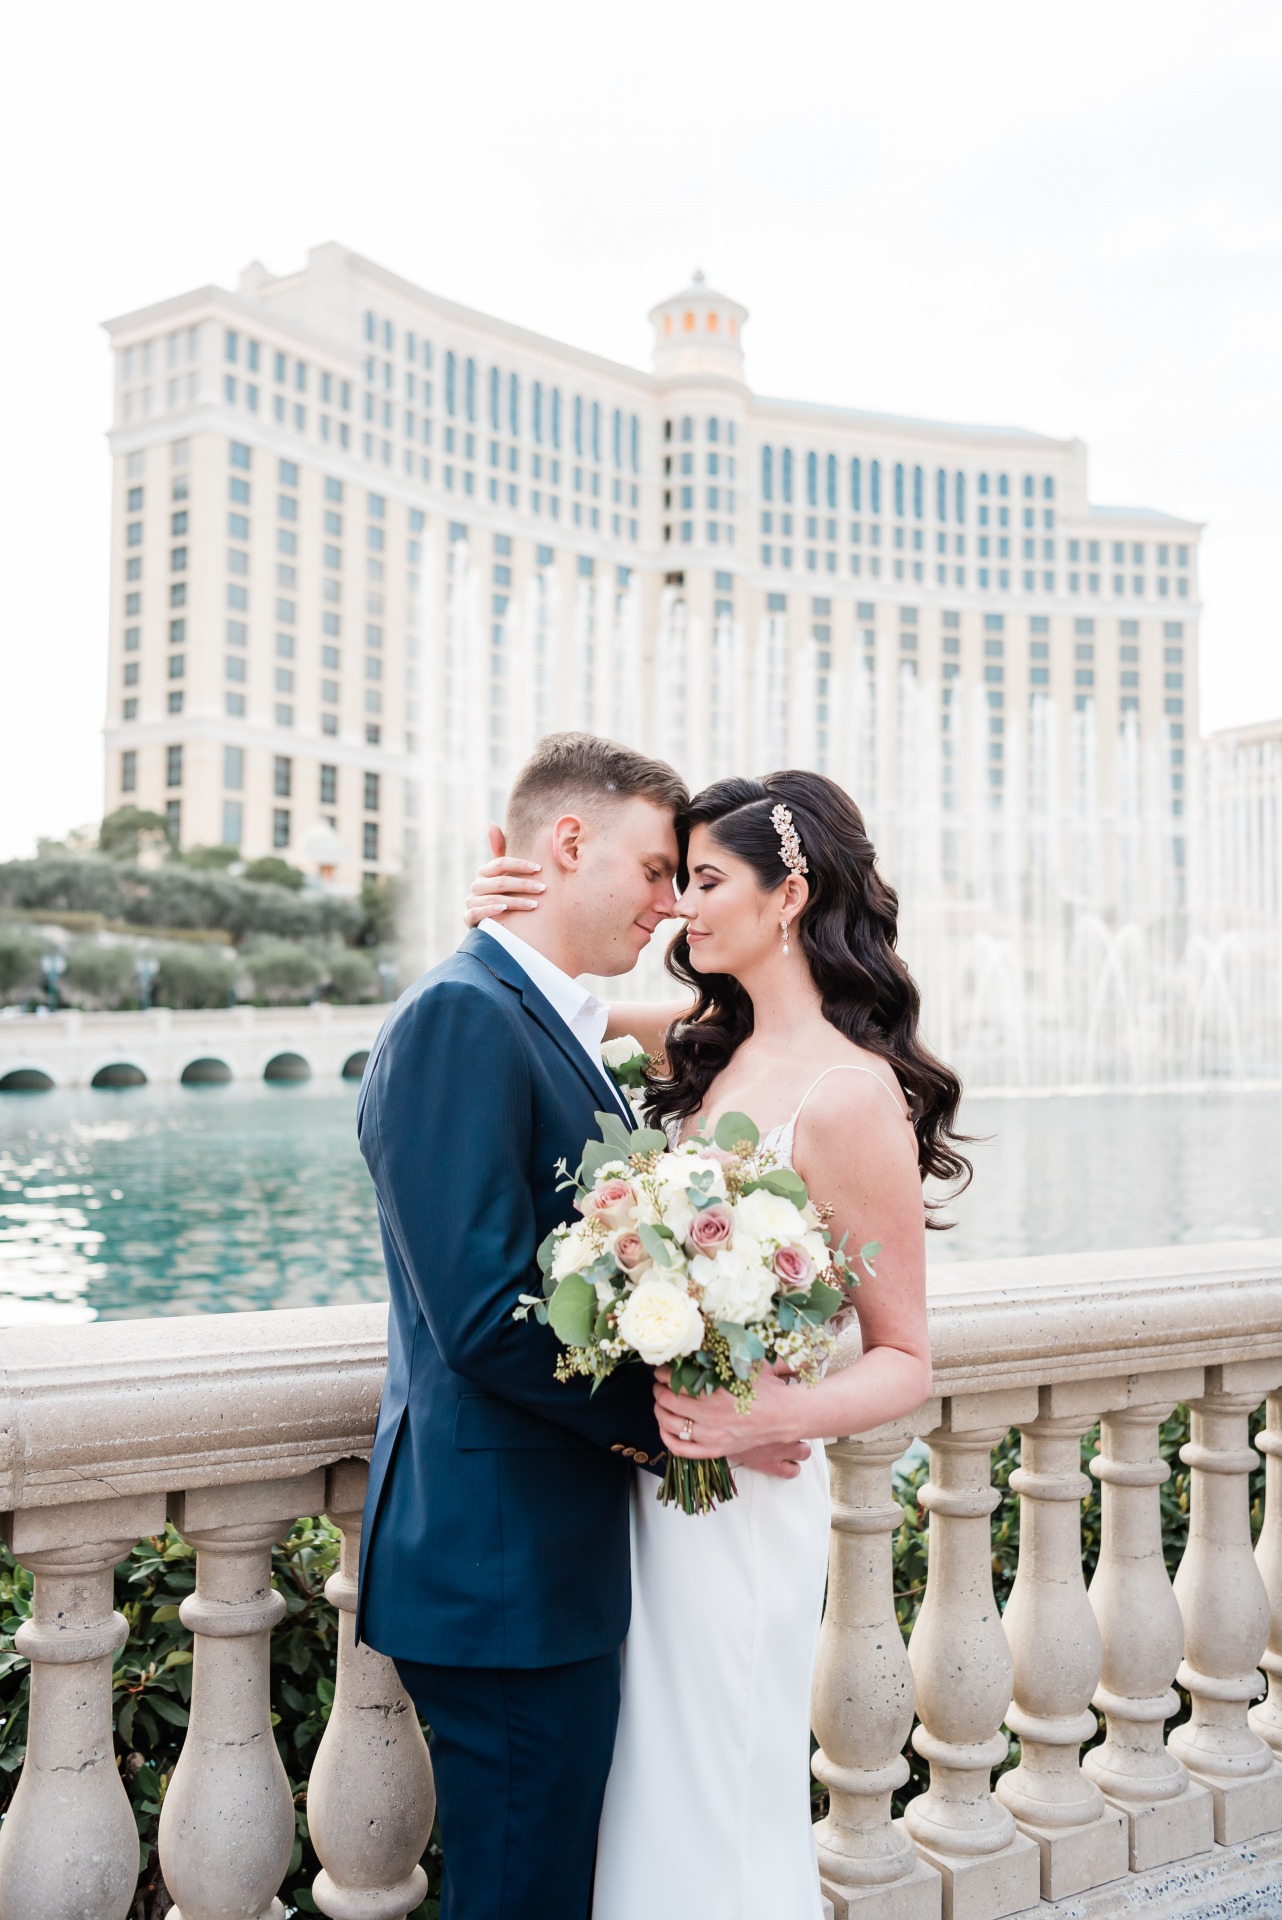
xmin=395 ymin=1651 xmax=621 ymax=1920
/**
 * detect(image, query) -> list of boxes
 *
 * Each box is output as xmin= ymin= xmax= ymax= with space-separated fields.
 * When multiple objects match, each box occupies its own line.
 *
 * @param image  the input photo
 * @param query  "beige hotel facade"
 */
xmin=103 ymin=244 xmax=1201 ymax=959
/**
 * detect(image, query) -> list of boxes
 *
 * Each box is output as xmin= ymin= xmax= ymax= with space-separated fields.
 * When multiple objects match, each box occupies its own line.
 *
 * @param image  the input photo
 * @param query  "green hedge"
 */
xmin=0 ymin=857 xmax=365 ymax=945
xmin=2 ymin=1410 xmax=1263 ymax=1913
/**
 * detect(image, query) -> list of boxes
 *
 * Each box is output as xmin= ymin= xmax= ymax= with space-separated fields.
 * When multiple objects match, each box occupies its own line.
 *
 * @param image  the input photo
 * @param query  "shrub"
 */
xmin=62 ymin=942 xmax=138 ymax=1010
xmin=245 ymin=942 xmax=326 ymax=1005
xmin=322 ymin=950 xmax=380 ymax=1003
xmin=179 ymin=845 xmax=241 ymax=872
xmin=243 ymin=857 xmax=306 ymax=892
xmin=154 ymin=945 xmax=238 ymax=1011
xmin=0 ymin=927 xmax=43 ymax=1002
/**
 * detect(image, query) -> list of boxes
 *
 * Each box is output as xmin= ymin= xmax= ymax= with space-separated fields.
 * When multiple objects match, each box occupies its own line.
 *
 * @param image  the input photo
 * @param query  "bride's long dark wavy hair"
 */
xmin=646 ymin=771 xmax=972 ymax=1225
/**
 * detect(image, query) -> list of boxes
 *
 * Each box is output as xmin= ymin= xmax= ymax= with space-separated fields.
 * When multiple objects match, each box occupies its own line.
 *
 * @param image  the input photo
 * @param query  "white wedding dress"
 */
xmin=593 ymin=1066 xmax=898 ymax=1918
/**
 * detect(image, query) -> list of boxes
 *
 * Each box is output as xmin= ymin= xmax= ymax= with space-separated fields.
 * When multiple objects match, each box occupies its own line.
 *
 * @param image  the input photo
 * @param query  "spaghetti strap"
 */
xmin=790 ymin=1063 xmax=908 ymax=1125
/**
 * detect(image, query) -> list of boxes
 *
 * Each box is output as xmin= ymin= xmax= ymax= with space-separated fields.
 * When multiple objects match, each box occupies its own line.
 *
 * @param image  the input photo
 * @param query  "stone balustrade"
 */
xmin=3 ymin=1240 xmax=1282 ymax=1918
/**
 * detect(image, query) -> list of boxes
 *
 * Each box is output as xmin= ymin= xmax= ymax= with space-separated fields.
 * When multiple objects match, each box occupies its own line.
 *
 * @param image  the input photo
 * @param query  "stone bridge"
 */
xmin=0 ymin=1003 xmax=388 ymax=1091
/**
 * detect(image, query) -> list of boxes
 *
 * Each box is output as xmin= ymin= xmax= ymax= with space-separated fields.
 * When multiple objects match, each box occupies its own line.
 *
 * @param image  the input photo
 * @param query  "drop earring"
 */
xmin=780 ymin=917 xmax=790 ymax=956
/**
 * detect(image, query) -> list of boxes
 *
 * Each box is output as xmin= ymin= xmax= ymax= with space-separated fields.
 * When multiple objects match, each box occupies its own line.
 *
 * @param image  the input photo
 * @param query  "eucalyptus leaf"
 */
xmin=536 ymin=1227 xmax=561 ymax=1277
xmin=714 ymin=1110 xmax=759 ymax=1151
xmin=629 ymin=1126 xmax=670 ymax=1156
xmin=547 ymin=1273 xmax=598 ymax=1347
xmin=594 ymin=1111 xmax=635 ymax=1152
xmin=807 ymin=1277 xmax=845 ymax=1323
xmin=580 ymin=1140 xmax=621 ymax=1185
xmin=755 ymin=1167 xmax=809 ymax=1206
xmin=638 ymin=1222 xmax=674 ymax=1267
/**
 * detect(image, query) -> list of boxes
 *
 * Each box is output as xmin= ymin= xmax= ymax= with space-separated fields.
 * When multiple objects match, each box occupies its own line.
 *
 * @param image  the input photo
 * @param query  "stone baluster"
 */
xmin=1249 ymin=1388 xmax=1282 ymax=1755
xmin=308 ymin=1460 xmax=436 ymax=1920
xmin=903 ymin=1391 xmax=1041 ymax=1920
xmin=1169 ymin=1362 xmax=1282 ymax=1843
xmin=995 ymin=1386 xmax=1128 ymax=1900
xmin=158 ymin=1472 xmax=326 ymax=1920
xmin=0 ymin=1493 xmax=163 ymax=1920
xmin=810 ymin=1417 xmax=941 ymax=1919
xmin=1083 ymin=1371 xmax=1214 ymax=1869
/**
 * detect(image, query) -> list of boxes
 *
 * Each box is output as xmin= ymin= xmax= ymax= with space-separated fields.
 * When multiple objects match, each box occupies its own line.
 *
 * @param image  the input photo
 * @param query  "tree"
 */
xmin=323 ymin=949 xmax=380 ymax=1003
xmin=242 ymin=856 xmax=306 ymax=892
xmin=98 ymin=807 xmax=172 ymax=861
xmin=154 ymin=945 xmax=238 ymax=1010
xmin=62 ymin=942 xmax=138 ymax=1010
xmin=244 ymin=941 xmax=325 ymax=1005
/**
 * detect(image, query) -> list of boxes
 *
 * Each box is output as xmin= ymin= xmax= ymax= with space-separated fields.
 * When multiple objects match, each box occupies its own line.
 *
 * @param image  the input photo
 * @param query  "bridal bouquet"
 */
xmin=514 ymin=1107 xmax=879 ymax=1515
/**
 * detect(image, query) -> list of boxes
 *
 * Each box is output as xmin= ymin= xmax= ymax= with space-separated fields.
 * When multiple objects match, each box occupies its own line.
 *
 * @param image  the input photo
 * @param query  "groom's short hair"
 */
xmin=506 ymin=733 xmax=688 ymax=853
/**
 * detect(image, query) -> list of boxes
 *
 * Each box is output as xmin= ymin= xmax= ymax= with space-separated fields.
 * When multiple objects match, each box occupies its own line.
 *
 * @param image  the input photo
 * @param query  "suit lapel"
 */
xmin=461 ymin=929 xmax=636 ymax=1131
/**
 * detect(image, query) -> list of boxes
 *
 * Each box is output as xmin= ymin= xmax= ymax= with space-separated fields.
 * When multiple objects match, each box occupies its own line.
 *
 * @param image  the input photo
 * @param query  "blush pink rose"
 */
xmin=581 ymin=1179 xmax=638 ymax=1229
xmin=613 ymin=1231 xmax=651 ymax=1273
xmin=688 ymin=1203 xmax=734 ymax=1251
xmin=773 ymin=1244 xmax=813 ymax=1290
xmin=697 ymin=1146 xmax=738 ymax=1169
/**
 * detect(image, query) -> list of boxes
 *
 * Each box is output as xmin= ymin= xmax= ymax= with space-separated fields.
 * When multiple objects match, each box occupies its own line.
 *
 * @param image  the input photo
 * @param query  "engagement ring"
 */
xmin=679 ymin=1419 xmax=694 ymax=1441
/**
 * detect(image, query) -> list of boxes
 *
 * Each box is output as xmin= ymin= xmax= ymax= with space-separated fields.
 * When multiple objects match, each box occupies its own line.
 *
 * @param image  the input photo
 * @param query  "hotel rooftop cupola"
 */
xmin=649 ymin=270 xmax=748 ymax=382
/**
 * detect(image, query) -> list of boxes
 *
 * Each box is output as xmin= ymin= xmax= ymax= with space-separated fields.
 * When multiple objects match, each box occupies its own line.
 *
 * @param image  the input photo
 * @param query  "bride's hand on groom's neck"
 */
xmin=464 ymin=822 xmax=546 ymax=927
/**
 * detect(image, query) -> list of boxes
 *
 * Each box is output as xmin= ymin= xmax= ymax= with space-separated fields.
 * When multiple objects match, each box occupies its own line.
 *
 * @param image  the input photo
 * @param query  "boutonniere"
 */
xmin=601 ymin=1034 xmax=651 ymax=1117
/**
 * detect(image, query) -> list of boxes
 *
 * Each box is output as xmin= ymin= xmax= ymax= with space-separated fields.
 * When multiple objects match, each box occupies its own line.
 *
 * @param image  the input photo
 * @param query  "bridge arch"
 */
xmin=263 ymin=1051 xmax=313 ymax=1083
xmin=341 ymin=1049 xmax=370 ymax=1081
xmin=181 ymin=1056 xmax=233 ymax=1086
xmin=89 ymin=1061 xmax=148 ymax=1089
xmin=0 ymin=1066 xmax=55 ymax=1093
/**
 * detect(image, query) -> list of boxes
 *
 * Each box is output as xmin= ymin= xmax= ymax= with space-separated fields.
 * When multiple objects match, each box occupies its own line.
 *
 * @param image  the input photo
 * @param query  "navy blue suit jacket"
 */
xmin=355 ymin=928 xmax=664 ymax=1669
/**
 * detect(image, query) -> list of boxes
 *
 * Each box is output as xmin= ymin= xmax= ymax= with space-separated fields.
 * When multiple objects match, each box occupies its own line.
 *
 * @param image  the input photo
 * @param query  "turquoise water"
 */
xmin=0 ymin=1084 xmax=1279 ymax=1323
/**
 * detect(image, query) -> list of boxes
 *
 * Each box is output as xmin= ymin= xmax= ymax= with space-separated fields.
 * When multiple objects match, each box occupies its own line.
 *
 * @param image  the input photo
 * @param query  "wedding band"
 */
xmin=679 ymin=1419 xmax=694 ymax=1441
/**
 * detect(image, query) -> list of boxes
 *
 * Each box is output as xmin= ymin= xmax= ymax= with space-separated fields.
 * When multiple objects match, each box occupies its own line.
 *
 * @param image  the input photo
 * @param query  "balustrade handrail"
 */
xmin=4 ymin=1238 xmax=1280 ymax=1518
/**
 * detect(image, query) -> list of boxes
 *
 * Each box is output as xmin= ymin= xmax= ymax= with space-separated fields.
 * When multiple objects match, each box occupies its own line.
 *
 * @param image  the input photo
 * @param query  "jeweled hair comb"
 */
xmin=770 ymin=803 xmax=808 ymax=877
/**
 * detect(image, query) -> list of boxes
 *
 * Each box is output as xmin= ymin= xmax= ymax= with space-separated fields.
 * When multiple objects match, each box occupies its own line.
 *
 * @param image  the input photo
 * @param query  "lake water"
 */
xmin=0 ymin=1083 xmax=1278 ymax=1324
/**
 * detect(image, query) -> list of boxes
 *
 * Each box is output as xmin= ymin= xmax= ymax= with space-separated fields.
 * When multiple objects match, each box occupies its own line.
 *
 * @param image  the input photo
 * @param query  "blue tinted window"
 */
xmin=489 ymin=366 xmax=501 ymax=431
xmin=445 ymin=351 xmax=456 ymax=416
xmin=591 ymin=401 xmax=601 ymax=463
xmin=509 ymin=373 xmax=520 ymax=438
xmin=612 ymin=408 xmax=622 ymax=468
xmin=893 ymin=464 xmax=905 ymax=517
xmin=574 ymin=395 xmax=584 ymax=457
xmin=870 ymin=460 xmax=881 ymax=514
xmin=913 ymin=466 xmax=923 ymax=519
xmin=630 ymin=414 xmax=639 ymax=473
xmin=761 ymin=446 xmax=774 ymax=502
xmin=955 ymin=472 xmax=966 ymax=523
xmin=532 ymin=381 xmax=543 ymax=443
xmin=850 ymin=457 xmax=862 ymax=511
xmin=806 ymin=451 xmax=817 ymax=507
xmin=551 ymin=388 xmax=561 ymax=449
xmin=781 ymin=449 xmax=794 ymax=503
xmin=936 ymin=469 xmax=947 ymax=520
xmin=464 ymin=358 xmax=476 ymax=423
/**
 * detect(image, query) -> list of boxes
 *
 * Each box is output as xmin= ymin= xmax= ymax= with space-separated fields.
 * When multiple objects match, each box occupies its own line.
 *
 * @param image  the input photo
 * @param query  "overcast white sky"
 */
xmin=1 ymin=0 xmax=1279 ymax=859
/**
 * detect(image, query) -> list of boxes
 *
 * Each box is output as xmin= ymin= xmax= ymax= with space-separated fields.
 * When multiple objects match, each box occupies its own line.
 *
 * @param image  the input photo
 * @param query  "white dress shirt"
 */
xmin=477 ymin=919 xmax=630 ymax=1117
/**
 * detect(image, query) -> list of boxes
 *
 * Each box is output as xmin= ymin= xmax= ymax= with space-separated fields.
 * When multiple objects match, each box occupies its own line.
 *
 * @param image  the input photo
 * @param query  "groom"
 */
xmin=355 ymin=733 xmax=690 ymax=1920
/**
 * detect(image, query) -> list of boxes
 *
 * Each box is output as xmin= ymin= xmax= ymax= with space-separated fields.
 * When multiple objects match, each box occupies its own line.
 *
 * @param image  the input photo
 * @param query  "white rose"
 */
xmin=801 ymin=1229 xmax=830 ymax=1270
xmin=616 ymin=1278 xmax=705 ymax=1365
xmin=601 ymin=1034 xmax=646 ymax=1070
xmin=551 ymin=1222 xmax=597 ymax=1280
xmin=735 ymin=1186 xmax=807 ymax=1250
xmin=691 ymin=1244 xmax=777 ymax=1325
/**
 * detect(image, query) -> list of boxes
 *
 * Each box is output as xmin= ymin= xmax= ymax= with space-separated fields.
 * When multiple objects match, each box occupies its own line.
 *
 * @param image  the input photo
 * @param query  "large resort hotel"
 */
xmin=103 ymin=244 xmax=1200 ymax=949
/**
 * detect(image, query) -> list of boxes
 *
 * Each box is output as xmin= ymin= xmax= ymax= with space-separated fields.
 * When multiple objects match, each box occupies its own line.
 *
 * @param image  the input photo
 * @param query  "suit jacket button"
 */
xmin=634 ymin=1450 xmax=650 ymax=1465
xmin=611 ymin=1443 xmax=623 ymax=1452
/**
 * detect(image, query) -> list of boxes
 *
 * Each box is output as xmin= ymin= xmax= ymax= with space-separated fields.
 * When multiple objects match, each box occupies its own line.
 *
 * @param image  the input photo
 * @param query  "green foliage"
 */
xmin=322 ymin=949 xmax=381 ymax=1003
xmin=358 ymin=874 xmax=401 ymax=948
xmin=178 ymin=844 xmax=242 ymax=872
xmin=243 ymin=856 xmax=307 ymax=892
xmin=98 ymin=807 xmax=172 ymax=860
xmin=0 ymin=927 xmax=42 ymax=1000
xmin=154 ymin=944 xmax=238 ymax=1011
xmin=61 ymin=941 xmax=139 ymax=1010
xmin=245 ymin=941 xmax=326 ymax=1005
xmin=0 ymin=856 xmax=364 ymax=946
xmin=0 ymin=1520 xmax=440 ymax=1918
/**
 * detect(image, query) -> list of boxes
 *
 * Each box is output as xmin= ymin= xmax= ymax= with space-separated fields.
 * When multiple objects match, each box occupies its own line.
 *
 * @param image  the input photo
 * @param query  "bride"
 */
xmin=466 ymin=767 xmax=968 ymax=1918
